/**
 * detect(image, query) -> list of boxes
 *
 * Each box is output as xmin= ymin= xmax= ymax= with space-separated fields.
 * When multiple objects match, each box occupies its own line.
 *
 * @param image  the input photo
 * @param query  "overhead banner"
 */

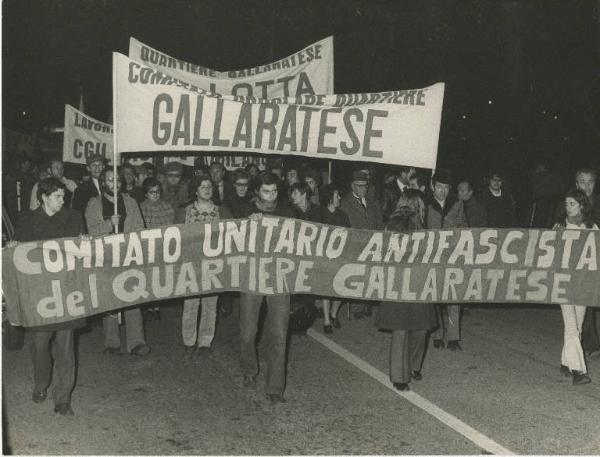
xmin=113 ymin=53 xmax=444 ymax=169
xmin=62 ymin=105 xmax=113 ymax=165
xmin=3 ymin=221 xmax=600 ymax=328
xmin=128 ymin=36 xmax=334 ymax=99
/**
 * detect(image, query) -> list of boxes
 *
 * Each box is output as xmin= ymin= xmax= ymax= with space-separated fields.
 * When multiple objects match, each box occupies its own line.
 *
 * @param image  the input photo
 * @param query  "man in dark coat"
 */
xmin=480 ymin=170 xmax=517 ymax=228
xmin=340 ymin=170 xmax=384 ymax=319
xmin=11 ymin=178 xmax=86 ymax=416
xmin=382 ymin=165 xmax=414 ymax=222
xmin=457 ymin=179 xmax=487 ymax=227
xmin=71 ymin=153 xmax=105 ymax=214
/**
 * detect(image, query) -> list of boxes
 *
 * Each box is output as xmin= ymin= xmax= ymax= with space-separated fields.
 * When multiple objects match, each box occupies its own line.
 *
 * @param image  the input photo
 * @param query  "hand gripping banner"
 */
xmin=62 ymin=105 xmax=113 ymax=165
xmin=3 ymin=220 xmax=600 ymax=328
xmin=128 ymin=36 xmax=334 ymax=99
xmin=113 ymin=53 xmax=444 ymax=169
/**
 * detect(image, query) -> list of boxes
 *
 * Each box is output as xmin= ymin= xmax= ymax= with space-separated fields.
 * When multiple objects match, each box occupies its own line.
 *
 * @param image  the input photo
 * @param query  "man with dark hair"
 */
xmin=209 ymin=161 xmax=228 ymax=205
xmin=480 ymin=170 xmax=516 ymax=228
xmin=457 ymin=179 xmax=487 ymax=228
xmin=30 ymin=159 xmax=78 ymax=210
xmin=426 ymin=169 xmax=467 ymax=351
xmin=238 ymin=172 xmax=294 ymax=405
xmin=383 ymin=165 xmax=415 ymax=221
xmin=11 ymin=178 xmax=86 ymax=415
xmin=224 ymin=168 xmax=254 ymax=218
xmin=85 ymin=168 xmax=149 ymax=356
xmin=72 ymin=153 xmax=105 ymax=214
xmin=162 ymin=161 xmax=190 ymax=210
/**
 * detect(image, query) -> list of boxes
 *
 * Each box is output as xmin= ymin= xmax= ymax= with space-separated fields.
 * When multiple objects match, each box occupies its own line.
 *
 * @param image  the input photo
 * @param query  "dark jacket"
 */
xmin=340 ymin=193 xmax=384 ymax=230
xmin=462 ymin=196 xmax=488 ymax=228
xmin=480 ymin=188 xmax=516 ymax=228
xmin=382 ymin=180 xmax=408 ymax=222
xmin=15 ymin=207 xmax=86 ymax=332
xmin=425 ymin=195 xmax=467 ymax=229
xmin=223 ymin=193 xmax=254 ymax=218
xmin=71 ymin=178 xmax=101 ymax=215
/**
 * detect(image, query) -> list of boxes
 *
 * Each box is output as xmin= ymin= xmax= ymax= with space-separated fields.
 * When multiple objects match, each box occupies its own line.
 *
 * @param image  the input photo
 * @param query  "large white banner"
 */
xmin=128 ymin=36 xmax=334 ymax=100
xmin=62 ymin=105 xmax=113 ymax=165
xmin=113 ymin=53 xmax=444 ymax=169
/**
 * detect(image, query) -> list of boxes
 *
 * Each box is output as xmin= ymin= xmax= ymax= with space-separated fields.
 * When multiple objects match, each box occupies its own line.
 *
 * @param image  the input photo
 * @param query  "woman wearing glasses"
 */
xmin=139 ymin=177 xmax=176 ymax=321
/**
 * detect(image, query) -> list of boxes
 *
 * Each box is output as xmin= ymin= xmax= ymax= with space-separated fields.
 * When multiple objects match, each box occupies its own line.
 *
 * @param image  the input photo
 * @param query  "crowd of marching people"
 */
xmin=2 ymin=151 xmax=599 ymax=415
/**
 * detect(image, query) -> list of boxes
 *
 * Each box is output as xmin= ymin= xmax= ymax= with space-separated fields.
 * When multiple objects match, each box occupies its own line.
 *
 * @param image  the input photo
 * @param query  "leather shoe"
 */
xmin=411 ymin=370 xmax=422 ymax=381
xmin=393 ymin=382 xmax=410 ymax=391
xmin=447 ymin=340 xmax=462 ymax=351
xmin=323 ymin=324 xmax=333 ymax=334
xmin=130 ymin=343 xmax=150 ymax=356
xmin=266 ymin=393 xmax=286 ymax=405
xmin=572 ymin=371 xmax=592 ymax=386
xmin=103 ymin=346 xmax=123 ymax=355
xmin=243 ymin=375 xmax=256 ymax=390
xmin=32 ymin=389 xmax=47 ymax=404
xmin=54 ymin=403 xmax=74 ymax=416
xmin=433 ymin=339 xmax=445 ymax=349
xmin=331 ymin=316 xmax=341 ymax=329
xmin=560 ymin=365 xmax=572 ymax=377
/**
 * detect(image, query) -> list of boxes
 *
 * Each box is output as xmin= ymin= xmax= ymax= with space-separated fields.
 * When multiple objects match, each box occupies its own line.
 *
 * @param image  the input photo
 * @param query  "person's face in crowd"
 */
xmin=209 ymin=164 xmax=225 ymax=184
xmin=432 ymin=181 xmax=450 ymax=202
xmin=286 ymin=170 xmax=299 ymax=185
xmin=575 ymin=172 xmax=595 ymax=197
xmin=488 ymin=175 xmax=503 ymax=192
xmin=258 ymin=183 xmax=278 ymax=204
xmin=38 ymin=168 xmax=51 ymax=180
xmin=234 ymin=178 xmax=249 ymax=198
xmin=291 ymin=189 xmax=306 ymax=206
xmin=20 ymin=159 xmax=32 ymax=174
xmin=332 ymin=190 xmax=341 ymax=208
xmin=50 ymin=161 xmax=64 ymax=179
xmin=399 ymin=168 xmax=415 ymax=185
xmin=565 ymin=197 xmax=583 ymax=219
xmin=103 ymin=170 xmax=121 ymax=195
xmin=144 ymin=166 xmax=155 ymax=178
xmin=457 ymin=182 xmax=473 ymax=202
xmin=271 ymin=168 xmax=283 ymax=179
xmin=166 ymin=172 xmax=181 ymax=187
xmin=122 ymin=167 xmax=135 ymax=186
xmin=305 ymin=177 xmax=317 ymax=192
xmin=247 ymin=164 xmax=259 ymax=177
xmin=359 ymin=169 xmax=371 ymax=182
xmin=351 ymin=180 xmax=368 ymax=198
xmin=88 ymin=160 xmax=105 ymax=179
xmin=146 ymin=185 xmax=161 ymax=203
xmin=196 ymin=180 xmax=213 ymax=202
xmin=408 ymin=174 xmax=419 ymax=190
xmin=135 ymin=170 xmax=148 ymax=187
xmin=42 ymin=188 xmax=65 ymax=215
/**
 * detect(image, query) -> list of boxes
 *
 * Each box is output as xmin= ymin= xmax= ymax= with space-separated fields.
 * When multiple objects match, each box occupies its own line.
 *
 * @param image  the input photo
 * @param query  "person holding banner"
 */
xmin=426 ymin=169 xmax=467 ymax=351
xmin=238 ymin=172 xmax=294 ymax=405
xmin=176 ymin=175 xmax=232 ymax=358
xmin=139 ymin=177 xmax=176 ymax=322
xmin=85 ymin=169 xmax=150 ymax=356
xmin=317 ymin=183 xmax=350 ymax=333
xmin=12 ymin=178 xmax=86 ymax=415
xmin=376 ymin=190 xmax=437 ymax=391
xmin=554 ymin=188 xmax=597 ymax=385
xmin=72 ymin=153 xmax=105 ymax=214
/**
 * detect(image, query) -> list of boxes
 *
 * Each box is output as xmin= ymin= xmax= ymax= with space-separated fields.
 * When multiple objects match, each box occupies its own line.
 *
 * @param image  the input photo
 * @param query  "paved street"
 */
xmin=3 ymin=302 xmax=600 ymax=454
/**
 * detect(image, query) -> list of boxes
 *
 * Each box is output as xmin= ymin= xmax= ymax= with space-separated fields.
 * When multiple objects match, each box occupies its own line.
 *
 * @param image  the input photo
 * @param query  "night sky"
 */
xmin=3 ymin=0 xmax=599 ymax=177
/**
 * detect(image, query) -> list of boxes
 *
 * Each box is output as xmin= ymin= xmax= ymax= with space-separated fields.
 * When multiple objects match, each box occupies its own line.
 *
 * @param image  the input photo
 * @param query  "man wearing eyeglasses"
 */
xmin=223 ymin=168 xmax=254 ymax=218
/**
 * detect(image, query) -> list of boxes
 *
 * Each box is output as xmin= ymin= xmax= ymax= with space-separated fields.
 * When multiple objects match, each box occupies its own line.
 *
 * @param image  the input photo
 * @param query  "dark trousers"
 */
xmin=582 ymin=308 xmax=600 ymax=353
xmin=239 ymin=293 xmax=290 ymax=395
xmin=390 ymin=330 xmax=426 ymax=384
xmin=27 ymin=329 xmax=75 ymax=406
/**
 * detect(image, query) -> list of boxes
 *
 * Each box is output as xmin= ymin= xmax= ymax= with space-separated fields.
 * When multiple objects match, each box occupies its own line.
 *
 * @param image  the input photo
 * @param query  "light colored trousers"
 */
xmin=560 ymin=304 xmax=587 ymax=373
xmin=182 ymin=295 xmax=218 ymax=348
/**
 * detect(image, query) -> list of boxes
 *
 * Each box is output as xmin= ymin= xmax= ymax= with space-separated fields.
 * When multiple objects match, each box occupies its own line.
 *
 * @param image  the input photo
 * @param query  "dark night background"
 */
xmin=3 ymin=0 xmax=599 ymax=187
